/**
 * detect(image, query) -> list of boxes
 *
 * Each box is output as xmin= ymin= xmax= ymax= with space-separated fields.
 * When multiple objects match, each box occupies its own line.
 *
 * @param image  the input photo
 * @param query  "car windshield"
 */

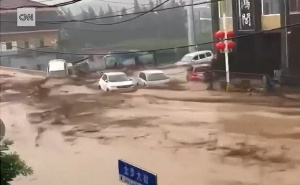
xmin=108 ymin=74 xmax=129 ymax=82
xmin=181 ymin=55 xmax=194 ymax=62
xmin=147 ymin=73 xmax=168 ymax=81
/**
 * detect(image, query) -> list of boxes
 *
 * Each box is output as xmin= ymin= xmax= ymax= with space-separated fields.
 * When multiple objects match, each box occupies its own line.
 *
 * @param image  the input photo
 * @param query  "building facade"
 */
xmin=0 ymin=0 xmax=61 ymax=70
xmin=211 ymin=0 xmax=300 ymax=83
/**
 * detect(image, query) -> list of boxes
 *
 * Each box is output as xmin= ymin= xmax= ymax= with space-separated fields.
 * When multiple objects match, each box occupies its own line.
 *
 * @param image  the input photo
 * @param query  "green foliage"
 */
xmin=0 ymin=140 xmax=33 ymax=185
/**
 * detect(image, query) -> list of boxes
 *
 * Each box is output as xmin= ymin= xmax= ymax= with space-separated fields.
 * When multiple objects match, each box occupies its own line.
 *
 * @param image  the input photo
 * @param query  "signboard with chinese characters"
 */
xmin=238 ymin=0 xmax=255 ymax=31
xmin=118 ymin=160 xmax=157 ymax=185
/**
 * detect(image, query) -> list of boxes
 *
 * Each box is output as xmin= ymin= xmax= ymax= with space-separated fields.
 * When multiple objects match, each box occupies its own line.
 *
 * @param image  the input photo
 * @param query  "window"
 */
xmin=108 ymin=74 xmax=128 ymax=82
xmin=199 ymin=54 xmax=206 ymax=59
xmin=218 ymin=0 xmax=232 ymax=17
xmin=181 ymin=55 xmax=194 ymax=62
xmin=193 ymin=55 xmax=199 ymax=60
xmin=102 ymin=74 xmax=107 ymax=81
xmin=24 ymin=41 xmax=29 ymax=48
xmin=6 ymin=42 xmax=12 ymax=50
xmin=290 ymin=0 xmax=300 ymax=13
xmin=262 ymin=0 xmax=280 ymax=15
xmin=39 ymin=39 xmax=44 ymax=47
xmin=147 ymin=73 xmax=168 ymax=81
xmin=139 ymin=73 xmax=146 ymax=80
xmin=205 ymin=52 xmax=212 ymax=57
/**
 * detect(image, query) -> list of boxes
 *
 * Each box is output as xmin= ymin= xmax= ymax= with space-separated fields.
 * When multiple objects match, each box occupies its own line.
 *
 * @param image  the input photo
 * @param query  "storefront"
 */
xmin=211 ymin=0 xmax=300 ymax=83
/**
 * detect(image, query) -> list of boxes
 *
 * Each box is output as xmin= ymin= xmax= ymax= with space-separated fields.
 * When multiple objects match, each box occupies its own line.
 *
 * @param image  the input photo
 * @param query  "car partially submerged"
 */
xmin=47 ymin=59 xmax=70 ymax=77
xmin=98 ymin=72 xmax=134 ymax=92
xmin=134 ymin=70 xmax=170 ymax=86
xmin=186 ymin=64 xmax=211 ymax=82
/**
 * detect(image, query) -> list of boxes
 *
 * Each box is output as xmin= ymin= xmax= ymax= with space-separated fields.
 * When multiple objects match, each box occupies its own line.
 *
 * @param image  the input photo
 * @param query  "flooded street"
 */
xmin=1 ymin=69 xmax=300 ymax=185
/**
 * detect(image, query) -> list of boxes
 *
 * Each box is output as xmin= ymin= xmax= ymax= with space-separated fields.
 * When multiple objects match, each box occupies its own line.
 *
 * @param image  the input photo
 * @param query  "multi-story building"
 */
xmin=0 ymin=0 xmax=61 ymax=69
xmin=211 ymin=0 xmax=300 ymax=83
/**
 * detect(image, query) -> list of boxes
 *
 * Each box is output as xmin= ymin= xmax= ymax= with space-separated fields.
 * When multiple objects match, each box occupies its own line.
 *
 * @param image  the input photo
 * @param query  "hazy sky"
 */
xmin=34 ymin=0 xmax=164 ymax=13
xmin=32 ymin=0 xmax=200 ymax=14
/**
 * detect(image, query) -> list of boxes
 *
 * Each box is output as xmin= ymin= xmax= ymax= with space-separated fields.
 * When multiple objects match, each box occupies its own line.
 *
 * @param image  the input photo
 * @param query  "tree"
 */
xmin=1 ymin=140 xmax=33 ymax=185
xmin=120 ymin=7 xmax=127 ymax=16
xmin=149 ymin=0 xmax=154 ymax=9
xmin=157 ymin=0 xmax=164 ymax=9
xmin=107 ymin=4 xmax=113 ymax=15
xmin=170 ymin=0 xmax=176 ymax=7
xmin=87 ymin=6 xmax=96 ymax=19
xmin=99 ymin=7 xmax=105 ymax=16
xmin=134 ymin=0 xmax=141 ymax=13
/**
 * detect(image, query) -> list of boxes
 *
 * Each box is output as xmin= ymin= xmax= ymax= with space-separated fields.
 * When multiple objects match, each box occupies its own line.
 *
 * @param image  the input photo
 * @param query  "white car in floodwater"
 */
xmin=175 ymin=50 xmax=213 ymax=66
xmin=47 ymin=59 xmax=69 ymax=77
xmin=134 ymin=70 xmax=170 ymax=86
xmin=98 ymin=72 xmax=134 ymax=92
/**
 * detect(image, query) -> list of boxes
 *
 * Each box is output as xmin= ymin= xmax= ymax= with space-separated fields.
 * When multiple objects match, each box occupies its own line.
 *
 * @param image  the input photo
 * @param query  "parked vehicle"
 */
xmin=98 ymin=72 xmax=134 ymax=92
xmin=134 ymin=70 xmax=170 ymax=86
xmin=186 ymin=64 xmax=211 ymax=82
xmin=175 ymin=50 xmax=213 ymax=66
xmin=47 ymin=59 xmax=69 ymax=77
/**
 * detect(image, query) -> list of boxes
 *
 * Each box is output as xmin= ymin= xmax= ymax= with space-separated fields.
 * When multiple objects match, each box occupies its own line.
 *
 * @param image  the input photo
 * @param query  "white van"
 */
xmin=175 ymin=50 xmax=214 ymax=66
xmin=47 ymin=59 xmax=69 ymax=77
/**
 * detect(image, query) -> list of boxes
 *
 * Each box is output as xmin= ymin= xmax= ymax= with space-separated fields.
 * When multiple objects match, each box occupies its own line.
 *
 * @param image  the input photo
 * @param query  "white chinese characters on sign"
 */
xmin=130 ymin=168 xmax=135 ymax=177
xmin=143 ymin=174 xmax=149 ymax=184
xmin=123 ymin=165 xmax=150 ymax=185
xmin=241 ymin=0 xmax=250 ymax=10
xmin=124 ymin=166 xmax=129 ymax=176
xmin=241 ymin=13 xmax=251 ymax=27
xmin=136 ymin=172 xmax=142 ymax=181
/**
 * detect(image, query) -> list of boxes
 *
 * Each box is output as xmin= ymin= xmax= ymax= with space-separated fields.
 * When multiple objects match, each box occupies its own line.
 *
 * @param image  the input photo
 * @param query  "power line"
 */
xmin=90 ymin=0 xmax=170 ymax=26
xmin=0 ymin=0 xmax=84 ymax=10
xmin=97 ymin=0 xmax=149 ymax=6
xmin=11 ymin=22 xmax=300 ymax=56
xmin=1 ymin=0 xmax=171 ymax=26
xmin=0 ymin=0 xmax=220 ymax=25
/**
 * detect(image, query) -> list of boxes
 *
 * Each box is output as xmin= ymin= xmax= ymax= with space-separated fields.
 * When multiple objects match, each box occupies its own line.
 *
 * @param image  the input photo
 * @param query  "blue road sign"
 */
xmin=118 ymin=159 xmax=157 ymax=185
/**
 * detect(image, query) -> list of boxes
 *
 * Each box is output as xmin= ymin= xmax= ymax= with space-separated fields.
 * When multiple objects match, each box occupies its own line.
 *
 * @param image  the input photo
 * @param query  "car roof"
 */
xmin=184 ymin=50 xmax=212 ymax=57
xmin=49 ymin=59 xmax=66 ymax=63
xmin=103 ymin=72 xmax=126 ymax=76
xmin=140 ymin=70 xmax=164 ymax=74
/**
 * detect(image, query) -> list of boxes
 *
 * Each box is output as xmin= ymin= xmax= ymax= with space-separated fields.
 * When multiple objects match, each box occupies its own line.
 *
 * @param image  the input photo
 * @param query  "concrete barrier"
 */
xmin=0 ymin=66 xmax=47 ymax=76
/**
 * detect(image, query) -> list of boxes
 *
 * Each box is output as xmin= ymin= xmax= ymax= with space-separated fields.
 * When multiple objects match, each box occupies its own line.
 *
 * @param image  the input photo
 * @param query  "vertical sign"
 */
xmin=17 ymin=8 xmax=36 ymax=27
xmin=238 ymin=0 xmax=255 ymax=31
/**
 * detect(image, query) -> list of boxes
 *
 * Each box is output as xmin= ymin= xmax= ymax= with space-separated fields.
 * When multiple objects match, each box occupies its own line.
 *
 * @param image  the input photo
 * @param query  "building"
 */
xmin=0 ymin=0 xmax=61 ymax=70
xmin=211 ymin=0 xmax=300 ymax=83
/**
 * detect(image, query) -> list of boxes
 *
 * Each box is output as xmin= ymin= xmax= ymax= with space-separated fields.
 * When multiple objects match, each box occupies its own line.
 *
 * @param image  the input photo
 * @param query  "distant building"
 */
xmin=0 ymin=0 xmax=61 ymax=69
xmin=211 ymin=0 xmax=300 ymax=84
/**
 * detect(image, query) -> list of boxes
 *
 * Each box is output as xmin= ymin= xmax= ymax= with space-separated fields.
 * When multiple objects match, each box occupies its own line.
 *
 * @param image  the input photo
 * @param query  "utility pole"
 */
xmin=220 ymin=0 xmax=231 ymax=90
xmin=187 ymin=0 xmax=196 ymax=52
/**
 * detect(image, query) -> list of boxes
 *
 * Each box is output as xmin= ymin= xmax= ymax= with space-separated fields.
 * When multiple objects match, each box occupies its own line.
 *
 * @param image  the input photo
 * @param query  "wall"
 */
xmin=0 ymin=54 xmax=56 ymax=71
xmin=0 ymin=31 xmax=58 ymax=47
xmin=288 ymin=13 xmax=300 ymax=75
xmin=261 ymin=14 xmax=281 ymax=30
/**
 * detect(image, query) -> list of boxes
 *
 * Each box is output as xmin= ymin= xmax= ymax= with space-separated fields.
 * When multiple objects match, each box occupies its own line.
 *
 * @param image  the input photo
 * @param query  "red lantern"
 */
xmin=226 ymin=31 xmax=234 ymax=38
xmin=215 ymin=42 xmax=226 ymax=51
xmin=215 ymin=31 xmax=225 ymax=40
xmin=227 ymin=41 xmax=235 ymax=50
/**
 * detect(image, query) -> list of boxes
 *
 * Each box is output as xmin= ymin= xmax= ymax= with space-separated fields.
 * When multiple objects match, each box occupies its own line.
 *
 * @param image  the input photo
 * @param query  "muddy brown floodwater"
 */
xmin=1 ymin=69 xmax=300 ymax=185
